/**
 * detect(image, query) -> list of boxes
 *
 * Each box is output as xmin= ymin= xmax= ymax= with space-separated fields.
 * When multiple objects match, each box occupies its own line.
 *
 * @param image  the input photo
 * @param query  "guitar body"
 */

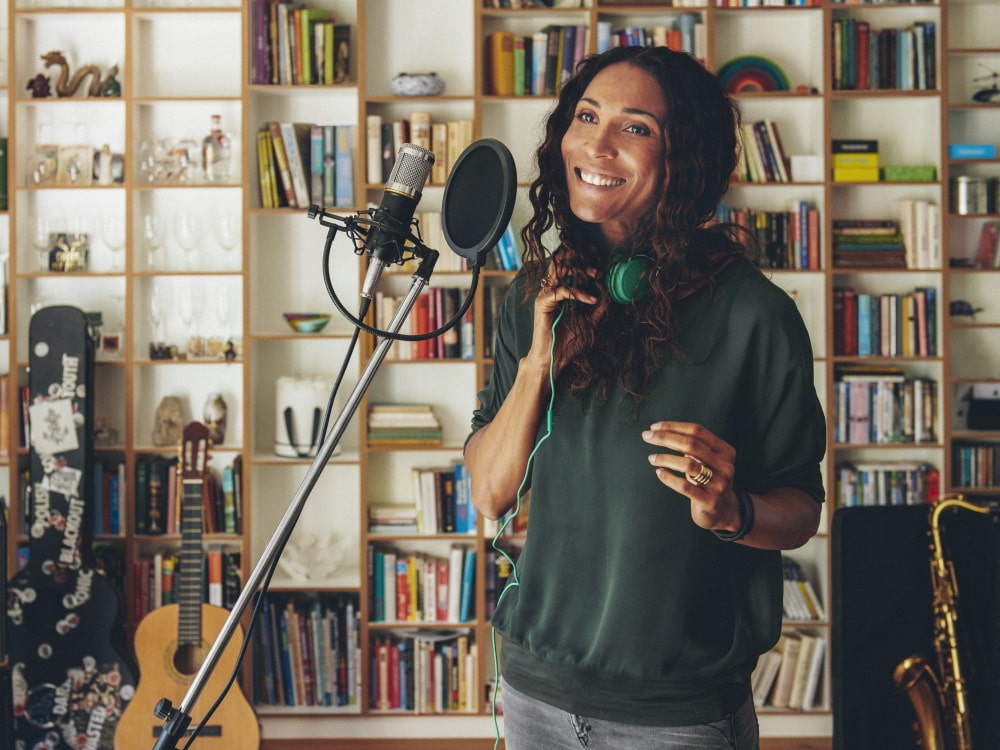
xmin=115 ymin=603 xmax=259 ymax=748
xmin=6 ymin=306 xmax=137 ymax=750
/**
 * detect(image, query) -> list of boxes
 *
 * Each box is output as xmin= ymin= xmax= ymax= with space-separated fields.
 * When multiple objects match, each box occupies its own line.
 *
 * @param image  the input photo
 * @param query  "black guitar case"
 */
xmin=5 ymin=305 xmax=137 ymax=750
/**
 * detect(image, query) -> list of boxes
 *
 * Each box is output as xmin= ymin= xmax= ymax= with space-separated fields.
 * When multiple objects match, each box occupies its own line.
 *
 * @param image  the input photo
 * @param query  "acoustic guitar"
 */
xmin=115 ymin=422 xmax=259 ymax=748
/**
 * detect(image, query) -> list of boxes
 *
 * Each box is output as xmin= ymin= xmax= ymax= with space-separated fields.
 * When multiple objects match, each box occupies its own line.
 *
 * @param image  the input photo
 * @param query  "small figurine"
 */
xmin=203 ymin=392 xmax=228 ymax=445
xmin=41 ymin=50 xmax=118 ymax=98
xmin=26 ymin=74 xmax=51 ymax=98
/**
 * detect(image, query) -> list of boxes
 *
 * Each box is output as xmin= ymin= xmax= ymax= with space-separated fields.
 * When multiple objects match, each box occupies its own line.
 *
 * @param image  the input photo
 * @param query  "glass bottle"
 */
xmin=202 ymin=114 xmax=232 ymax=184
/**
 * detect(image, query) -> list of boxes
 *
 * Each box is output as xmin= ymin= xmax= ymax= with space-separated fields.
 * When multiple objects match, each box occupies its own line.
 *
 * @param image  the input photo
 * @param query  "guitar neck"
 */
xmin=177 ymin=478 xmax=204 ymax=646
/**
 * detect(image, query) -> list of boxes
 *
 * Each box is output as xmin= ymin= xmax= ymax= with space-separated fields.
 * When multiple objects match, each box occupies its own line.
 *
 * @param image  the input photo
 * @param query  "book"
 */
xmin=787 ymin=631 xmax=817 ymax=709
xmin=334 ymin=125 xmax=354 ymax=208
xmin=365 ymin=114 xmax=383 ymax=185
xmin=489 ymin=31 xmax=515 ymax=96
xmin=769 ymin=633 xmax=802 ymax=708
xmin=267 ymin=120 xmax=298 ymax=208
xmin=801 ymin=634 xmax=827 ymax=710
xmin=309 ymin=124 xmax=325 ymax=207
xmin=751 ymin=649 xmax=782 ymax=708
xmin=279 ymin=121 xmax=314 ymax=207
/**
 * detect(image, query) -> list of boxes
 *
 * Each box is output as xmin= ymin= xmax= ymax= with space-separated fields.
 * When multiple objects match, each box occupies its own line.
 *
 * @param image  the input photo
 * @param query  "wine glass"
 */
xmin=177 ymin=283 xmax=203 ymax=357
xmin=30 ymin=213 xmax=55 ymax=271
xmin=148 ymin=282 xmax=168 ymax=358
xmin=175 ymin=211 xmax=202 ymax=270
xmin=142 ymin=213 xmax=165 ymax=270
xmin=102 ymin=213 xmax=126 ymax=272
xmin=213 ymin=210 xmax=241 ymax=270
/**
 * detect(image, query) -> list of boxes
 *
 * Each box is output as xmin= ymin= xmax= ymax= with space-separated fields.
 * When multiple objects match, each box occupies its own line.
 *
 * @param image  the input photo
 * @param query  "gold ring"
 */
xmin=687 ymin=462 xmax=713 ymax=486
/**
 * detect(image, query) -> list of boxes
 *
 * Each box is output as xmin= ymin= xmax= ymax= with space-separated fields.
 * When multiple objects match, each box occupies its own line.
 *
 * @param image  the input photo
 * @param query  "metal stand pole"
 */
xmin=152 ymin=268 xmax=432 ymax=749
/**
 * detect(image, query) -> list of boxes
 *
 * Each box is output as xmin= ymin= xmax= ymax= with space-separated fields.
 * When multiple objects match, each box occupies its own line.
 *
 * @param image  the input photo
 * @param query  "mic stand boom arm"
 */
xmin=152 ymin=252 xmax=439 ymax=749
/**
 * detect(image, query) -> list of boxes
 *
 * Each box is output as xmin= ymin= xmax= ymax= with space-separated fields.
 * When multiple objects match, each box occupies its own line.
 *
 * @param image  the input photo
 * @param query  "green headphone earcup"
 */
xmin=606 ymin=256 xmax=652 ymax=304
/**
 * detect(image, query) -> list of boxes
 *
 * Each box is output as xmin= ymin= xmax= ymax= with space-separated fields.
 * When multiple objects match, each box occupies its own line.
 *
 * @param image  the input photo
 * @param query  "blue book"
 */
xmin=258 ymin=595 xmax=278 ymax=704
xmin=857 ymin=294 xmax=872 ymax=357
xmin=459 ymin=549 xmax=476 ymax=622
xmin=108 ymin=472 xmax=121 ymax=535
xmin=312 ymin=600 xmax=328 ymax=705
xmin=453 ymin=461 xmax=470 ymax=534
xmin=92 ymin=461 xmax=105 ymax=536
xmin=278 ymin=607 xmax=296 ymax=705
xmin=372 ymin=549 xmax=385 ymax=621
xmin=334 ymin=125 xmax=355 ymax=208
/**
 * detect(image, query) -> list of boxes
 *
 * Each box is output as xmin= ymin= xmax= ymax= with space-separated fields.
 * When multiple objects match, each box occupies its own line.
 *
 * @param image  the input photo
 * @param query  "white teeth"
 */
xmin=578 ymin=169 xmax=624 ymax=187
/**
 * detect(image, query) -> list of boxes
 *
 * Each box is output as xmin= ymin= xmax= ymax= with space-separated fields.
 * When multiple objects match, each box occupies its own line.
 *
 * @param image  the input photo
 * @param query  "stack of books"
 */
xmin=832 ymin=139 xmax=878 ymax=182
xmin=832 ymin=218 xmax=905 ymax=268
xmin=367 ymin=403 xmax=442 ymax=447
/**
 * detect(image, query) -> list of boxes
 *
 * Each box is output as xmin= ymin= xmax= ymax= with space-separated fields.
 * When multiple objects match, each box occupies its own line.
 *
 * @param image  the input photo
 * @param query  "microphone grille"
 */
xmin=386 ymin=143 xmax=435 ymax=199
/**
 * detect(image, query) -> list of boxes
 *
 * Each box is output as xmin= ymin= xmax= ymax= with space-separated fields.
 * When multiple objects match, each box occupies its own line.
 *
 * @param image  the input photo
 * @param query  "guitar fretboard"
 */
xmin=177 ymin=478 xmax=204 ymax=646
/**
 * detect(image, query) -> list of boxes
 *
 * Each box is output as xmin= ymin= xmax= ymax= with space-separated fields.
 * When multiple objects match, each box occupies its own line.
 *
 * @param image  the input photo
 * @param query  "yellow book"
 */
xmin=489 ymin=31 xmax=515 ymax=96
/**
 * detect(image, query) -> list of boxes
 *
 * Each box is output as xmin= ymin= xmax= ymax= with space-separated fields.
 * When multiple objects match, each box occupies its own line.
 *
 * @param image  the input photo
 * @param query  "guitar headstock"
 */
xmin=180 ymin=421 xmax=212 ymax=481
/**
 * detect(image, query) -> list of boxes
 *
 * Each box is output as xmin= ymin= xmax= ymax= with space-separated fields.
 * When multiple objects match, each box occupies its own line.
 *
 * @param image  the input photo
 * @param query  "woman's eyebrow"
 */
xmin=579 ymin=96 xmax=658 ymax=120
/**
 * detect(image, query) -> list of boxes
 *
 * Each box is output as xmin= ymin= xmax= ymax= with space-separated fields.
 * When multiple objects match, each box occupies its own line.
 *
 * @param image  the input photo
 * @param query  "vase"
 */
xmin=203 ymin=392 xmax=227 ymax=445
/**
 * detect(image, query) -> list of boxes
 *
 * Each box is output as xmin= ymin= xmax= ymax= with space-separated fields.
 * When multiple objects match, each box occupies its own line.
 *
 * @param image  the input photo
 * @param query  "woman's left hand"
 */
xmin=641 ymin=420 xmax=742 ymax=534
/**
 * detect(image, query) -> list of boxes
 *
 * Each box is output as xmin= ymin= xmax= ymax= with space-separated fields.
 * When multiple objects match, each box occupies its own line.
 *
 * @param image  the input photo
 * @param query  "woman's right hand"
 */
xmin=527 ymin=264 xmax=602 ymax=378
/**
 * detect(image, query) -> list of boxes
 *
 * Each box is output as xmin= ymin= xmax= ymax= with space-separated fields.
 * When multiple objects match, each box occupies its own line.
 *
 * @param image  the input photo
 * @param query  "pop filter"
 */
xmin=441 ymin=138 xmax=517 ymax=268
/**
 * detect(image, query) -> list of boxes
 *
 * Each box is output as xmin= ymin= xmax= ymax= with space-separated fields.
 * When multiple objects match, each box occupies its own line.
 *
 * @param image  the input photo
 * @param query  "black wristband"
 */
xmin=712 ymin=488 xmax=755 ymax=542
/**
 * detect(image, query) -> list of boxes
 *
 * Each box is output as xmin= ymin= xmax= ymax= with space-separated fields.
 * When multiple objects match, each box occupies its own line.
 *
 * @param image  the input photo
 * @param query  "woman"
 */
xmin=464 ymin=46 xmax=826 ymax=748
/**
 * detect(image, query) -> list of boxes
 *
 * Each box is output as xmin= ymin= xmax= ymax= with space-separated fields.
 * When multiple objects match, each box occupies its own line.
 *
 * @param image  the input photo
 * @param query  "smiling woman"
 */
xmin=463 ymin=45 xmax=827 ymax=750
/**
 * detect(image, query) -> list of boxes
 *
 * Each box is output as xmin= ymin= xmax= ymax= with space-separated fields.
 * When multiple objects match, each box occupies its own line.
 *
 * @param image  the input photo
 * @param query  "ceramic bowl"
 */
xmin=283 ymin=313 xmax=332 ymax=334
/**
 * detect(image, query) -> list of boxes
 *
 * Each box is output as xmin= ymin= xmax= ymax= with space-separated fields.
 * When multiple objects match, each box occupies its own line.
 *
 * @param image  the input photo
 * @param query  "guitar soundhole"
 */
xmin=173 ymin=643 xmax=206 ymax=677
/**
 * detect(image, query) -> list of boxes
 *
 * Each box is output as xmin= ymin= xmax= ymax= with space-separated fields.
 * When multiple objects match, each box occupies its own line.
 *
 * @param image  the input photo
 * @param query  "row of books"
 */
xmin=832 ymin=18 xmax=937 ymax=91
xmin=896 ymin=200 xmax=942 ymax=270
xmin=596 ymin=14 xmax=704 ymax=59
xmin=370 ymin=631 xmax=478 ymax=713
xmin=369 ymin=462 xmax=476 ymax=536
xmin=369 ymin=545 xmax=477 ymax=625
xmin=374 ymin=287 xmax=474 ymax=362
xmin=253 ymin=594 xmax=362 ymax=708
xmin=132 ymin=548 xmax=241 ymax=621
xmin=833 ymin=364 xmax=938 ymax=445
xmin=134 ymin=454 xmax=244 ymax=537
xmin=834 ymin=461 xmax=940 ymax=508
xmin=952 ymin=442 xmax=1000 ymax=489
xmin=719 ymin=201 xmax=820 ymax=270
xmin=832 ymin=285 xmax=938 ymax=358
xmin=367 ymin=403 xmax=443 ymax=447
xmin=257 ymin=121 xmax=354 ymax=210
xmin=249 ymin=0 xmax=351 ymax=86
xmin=365 ymin=113 xmax=473 ymax=188
xmin=752 ymin=629 xmax=826 ymax=711
xmin=782 ymin=556 xmax=826 ymax=623
xmin=736 ymin=119 xmax=794 ymax=185
xmin=487 ymin=25 xmax=586 ymax=97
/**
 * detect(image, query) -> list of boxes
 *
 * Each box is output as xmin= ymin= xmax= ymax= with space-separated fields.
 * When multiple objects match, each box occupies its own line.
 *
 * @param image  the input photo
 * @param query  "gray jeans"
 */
xmin=500 ymin=678 xmax=760 ymax=750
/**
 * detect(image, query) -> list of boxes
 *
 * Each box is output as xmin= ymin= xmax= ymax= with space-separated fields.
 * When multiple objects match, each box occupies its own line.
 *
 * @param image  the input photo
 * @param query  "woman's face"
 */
xmin=561 ymin=62 xmax=669 ymax=249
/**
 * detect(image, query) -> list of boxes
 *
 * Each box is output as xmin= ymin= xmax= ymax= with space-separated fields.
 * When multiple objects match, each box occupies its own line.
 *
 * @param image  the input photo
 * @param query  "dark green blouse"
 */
xmin=469 ymin=256 xmax=826 ymax=726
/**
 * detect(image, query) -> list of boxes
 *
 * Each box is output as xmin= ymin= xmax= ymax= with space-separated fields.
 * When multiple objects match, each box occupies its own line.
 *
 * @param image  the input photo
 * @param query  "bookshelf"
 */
xmin=2 ymin=1 xmax=998 ymax=747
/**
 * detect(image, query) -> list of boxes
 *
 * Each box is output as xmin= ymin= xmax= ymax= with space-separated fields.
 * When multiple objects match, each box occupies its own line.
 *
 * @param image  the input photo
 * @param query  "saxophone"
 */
xmin=892 ymin=495 xmax=993 ymax=750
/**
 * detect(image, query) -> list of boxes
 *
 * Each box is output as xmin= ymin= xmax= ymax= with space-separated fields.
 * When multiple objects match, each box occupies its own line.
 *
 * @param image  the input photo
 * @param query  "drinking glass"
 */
xmin=142 ymin=213 xmax=165 ymax=270
xmin=214 ymin=210 xmax=241 ymax=270
xmin=175 ymin=212 xmax=202 ymax=270
xmin=102 ymin=213 xmax=126 ymax=271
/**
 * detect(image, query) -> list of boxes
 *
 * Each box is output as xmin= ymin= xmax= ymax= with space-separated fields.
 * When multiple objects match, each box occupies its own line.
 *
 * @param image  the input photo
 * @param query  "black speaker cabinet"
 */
xmin=832 ymin=504 xmax=999 ymax=750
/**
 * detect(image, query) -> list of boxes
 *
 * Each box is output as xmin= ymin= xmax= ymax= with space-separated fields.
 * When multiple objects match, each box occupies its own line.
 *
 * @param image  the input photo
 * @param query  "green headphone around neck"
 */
xmin=605 ymin=254 xmax=654 ymax=304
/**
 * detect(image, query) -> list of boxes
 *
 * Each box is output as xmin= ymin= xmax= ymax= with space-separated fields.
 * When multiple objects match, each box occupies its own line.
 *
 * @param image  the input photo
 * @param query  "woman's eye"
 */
xmin=575 ymin=111 xmax=596 ymax=124
xmin=625 ymin=123 xmax=651 ymax=137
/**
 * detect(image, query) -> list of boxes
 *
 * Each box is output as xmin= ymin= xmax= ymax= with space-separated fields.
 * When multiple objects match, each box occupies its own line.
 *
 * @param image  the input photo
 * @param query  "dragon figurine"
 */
xmin=41 ymin=50 xmax=119 ymax=98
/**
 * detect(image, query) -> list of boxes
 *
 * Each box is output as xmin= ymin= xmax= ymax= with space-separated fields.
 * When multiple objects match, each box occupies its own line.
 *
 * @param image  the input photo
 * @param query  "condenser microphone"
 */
xmin=361 ymin=143 xmax=435 ymax=299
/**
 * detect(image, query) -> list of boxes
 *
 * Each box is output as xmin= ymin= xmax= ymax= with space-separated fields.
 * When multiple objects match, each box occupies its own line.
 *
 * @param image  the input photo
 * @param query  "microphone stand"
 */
xmin=151 ymin=246 xmax=440 ymax=749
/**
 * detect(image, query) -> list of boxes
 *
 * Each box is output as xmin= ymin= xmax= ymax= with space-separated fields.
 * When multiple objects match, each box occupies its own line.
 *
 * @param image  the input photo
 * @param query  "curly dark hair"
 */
xmin=521 ymin=45 xmax=756 ymax=403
